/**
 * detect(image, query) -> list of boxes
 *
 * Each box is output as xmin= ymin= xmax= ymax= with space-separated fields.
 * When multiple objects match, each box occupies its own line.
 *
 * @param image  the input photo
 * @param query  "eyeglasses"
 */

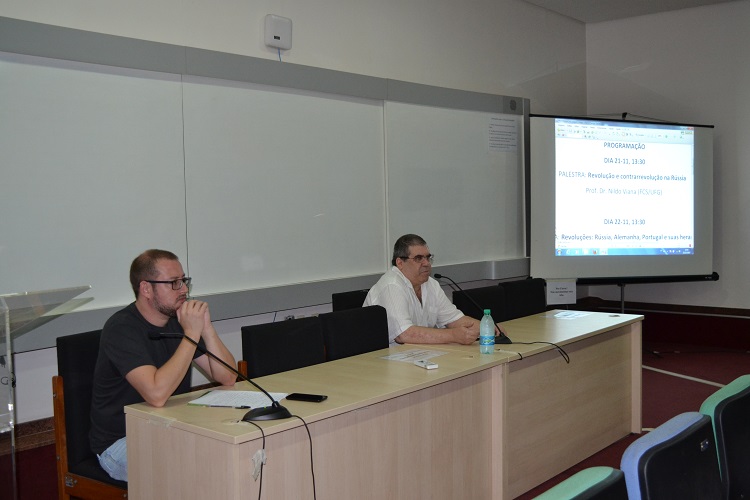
xmin=144 ymin=277 xmax=192 ymax=290
xmin=401 ymin=254 xmax=434 ymax=264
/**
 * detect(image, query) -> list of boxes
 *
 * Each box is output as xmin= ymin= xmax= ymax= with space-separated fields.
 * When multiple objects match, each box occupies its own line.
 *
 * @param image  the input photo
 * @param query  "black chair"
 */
xmin=240 ymin=316 xmax=326 ymax=378
xmin=331 ymin=289 xmax=370 ymax=311
xmin=53 ymin=330 xmax=128 ymax=500
xmin=451 ymin=285 xmax=507 ymax=321
xmin=498 ymin=278 xmax=547 ymax=321
xmin=700 ymin=374 xmax=750 ymax=499
xmin=320 ymin=305 xmax=389 ymax=361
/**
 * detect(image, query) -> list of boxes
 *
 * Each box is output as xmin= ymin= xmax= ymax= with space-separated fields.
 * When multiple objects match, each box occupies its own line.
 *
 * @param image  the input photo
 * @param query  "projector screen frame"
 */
xmin=529 ymin=114 xmax=716 ymax=284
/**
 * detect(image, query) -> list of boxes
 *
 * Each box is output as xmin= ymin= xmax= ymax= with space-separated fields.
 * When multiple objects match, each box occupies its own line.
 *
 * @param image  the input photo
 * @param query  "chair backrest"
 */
xmin=498 ymin=278 xmax=546 ymax=321
xmin=320 ymin=305 xmax=389 ymax=361
xmin=533 ymin=466 xmax=628 ymax=500
xmin=331 ymin=289 xmax=370 ymax=311
xmin=620 ymin=412 xmax=722 ymax=500
xmin=241 ymin=316 xmax=326 ymax=378
xmin=700 ymin=374 xmax=750 ymax=498
xmin=451 ymin=285 xmax=507 ymax=321
xmin=56 ymin=330 xmax=105 ymax=469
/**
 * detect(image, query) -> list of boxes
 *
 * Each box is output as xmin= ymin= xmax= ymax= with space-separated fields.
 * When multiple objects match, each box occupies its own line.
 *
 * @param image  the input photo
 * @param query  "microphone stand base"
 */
xmin=496 ymin=335 xmax=513 ymax=345
xmin=242 ymin=404 xmax=292 ymax=421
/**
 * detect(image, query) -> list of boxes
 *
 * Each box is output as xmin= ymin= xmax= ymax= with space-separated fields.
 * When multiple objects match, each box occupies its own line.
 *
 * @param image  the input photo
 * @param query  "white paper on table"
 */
xmin=188 ymin=390 xmax=288 ymax=408
xmin=381 ymin=348 xmax=444 ymax=363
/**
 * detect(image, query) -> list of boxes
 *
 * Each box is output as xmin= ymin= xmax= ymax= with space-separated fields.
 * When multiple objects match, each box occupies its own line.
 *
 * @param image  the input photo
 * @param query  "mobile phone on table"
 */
xmin=286 ymin=393 xmax=328 ymax=402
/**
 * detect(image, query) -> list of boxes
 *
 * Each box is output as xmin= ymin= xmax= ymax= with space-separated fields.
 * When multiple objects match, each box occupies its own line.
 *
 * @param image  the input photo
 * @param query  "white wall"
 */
xmin=585 ymin=1 xmax=750 ymax=308
xmin=0 ymin=0 xmax=586 ymax=114
xmin=2 ymin=0 xmax=587 ymax=423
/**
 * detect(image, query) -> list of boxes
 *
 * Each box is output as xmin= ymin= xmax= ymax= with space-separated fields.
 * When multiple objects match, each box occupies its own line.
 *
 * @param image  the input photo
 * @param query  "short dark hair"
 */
xmin=130 ymin=249 xmax=179 ymax=297
xmin=391 ymin=234 xmax=427 ymax=266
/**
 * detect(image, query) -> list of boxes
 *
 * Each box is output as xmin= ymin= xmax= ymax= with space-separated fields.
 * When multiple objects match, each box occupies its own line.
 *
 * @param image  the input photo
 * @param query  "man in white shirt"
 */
xmin=364 ymin=234 xmax=486 ymax=345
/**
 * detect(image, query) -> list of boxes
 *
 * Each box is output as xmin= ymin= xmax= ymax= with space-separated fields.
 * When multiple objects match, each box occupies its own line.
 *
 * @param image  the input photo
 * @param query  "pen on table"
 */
xmin=207 ymin=405 xmax=252 ymax=409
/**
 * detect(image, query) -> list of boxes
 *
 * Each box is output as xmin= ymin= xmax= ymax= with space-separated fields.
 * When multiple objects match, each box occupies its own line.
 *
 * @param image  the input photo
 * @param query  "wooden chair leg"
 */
xmin=53 ymin=376 xmax=71 ymax=500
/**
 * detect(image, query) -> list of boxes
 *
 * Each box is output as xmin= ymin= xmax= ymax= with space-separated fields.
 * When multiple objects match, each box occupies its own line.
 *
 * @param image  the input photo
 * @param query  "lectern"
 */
xmin=0 ymin=286 xmax=90 ymax=500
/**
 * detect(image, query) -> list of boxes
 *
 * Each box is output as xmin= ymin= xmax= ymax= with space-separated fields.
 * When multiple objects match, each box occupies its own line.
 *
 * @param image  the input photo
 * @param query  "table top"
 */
xmin=124 ymin=310 xmax=642 ymax=444
xmin=440 ymin=309 xmax=643 ymax=357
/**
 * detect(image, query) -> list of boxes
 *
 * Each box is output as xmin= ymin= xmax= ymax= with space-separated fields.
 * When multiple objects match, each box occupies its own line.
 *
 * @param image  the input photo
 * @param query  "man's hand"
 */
xmin=451 ymin=324 xmax=479 ymax=345
xmin=176 ymin=300 xmax=208 ymax=342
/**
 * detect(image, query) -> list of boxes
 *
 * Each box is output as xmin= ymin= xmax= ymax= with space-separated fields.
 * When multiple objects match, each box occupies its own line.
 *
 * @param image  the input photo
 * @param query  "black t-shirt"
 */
xmin=89 ymin=303 xmax=205 ymax=455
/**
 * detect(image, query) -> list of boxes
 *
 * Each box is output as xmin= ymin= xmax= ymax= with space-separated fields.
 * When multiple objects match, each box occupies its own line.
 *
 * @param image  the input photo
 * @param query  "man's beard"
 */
xmin=153 ymin=294 xmax=181 ymax=318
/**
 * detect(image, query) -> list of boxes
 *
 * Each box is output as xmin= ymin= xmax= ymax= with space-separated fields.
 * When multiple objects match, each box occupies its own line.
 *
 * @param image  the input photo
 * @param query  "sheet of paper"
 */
xmin=381 ymin=349 xmax=444 ymax=363
xmin=546 ymin=279 xmax=577 ymax=305
xmin=489 ymin=116 xmax=518 ymax=152
xmin=188 ymin=390 xmax=288 ymax=408
xmin=553 ymin=311 xmax=591 ymax=319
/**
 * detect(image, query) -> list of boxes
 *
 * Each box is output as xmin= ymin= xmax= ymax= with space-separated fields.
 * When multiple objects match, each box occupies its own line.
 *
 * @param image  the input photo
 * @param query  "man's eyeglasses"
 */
xmin=401 ymin=254 xmax=434 ymax=264
xmin=144 ymin=277 xmax=192 ymax=290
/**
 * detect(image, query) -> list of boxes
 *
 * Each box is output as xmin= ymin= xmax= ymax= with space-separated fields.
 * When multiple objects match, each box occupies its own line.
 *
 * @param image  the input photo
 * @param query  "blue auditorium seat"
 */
xmin=620 ymin=411 xmax=722 ymax=499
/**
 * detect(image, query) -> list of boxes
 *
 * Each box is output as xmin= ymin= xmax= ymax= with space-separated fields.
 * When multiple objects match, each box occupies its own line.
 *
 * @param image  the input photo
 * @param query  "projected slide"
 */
xmin=554 ymin=118 xmax=694 ymax=257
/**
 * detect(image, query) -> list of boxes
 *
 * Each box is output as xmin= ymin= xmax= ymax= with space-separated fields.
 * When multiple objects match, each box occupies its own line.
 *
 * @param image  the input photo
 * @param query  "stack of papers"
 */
xmin=188 ymin=390 xmax=288 ymax=408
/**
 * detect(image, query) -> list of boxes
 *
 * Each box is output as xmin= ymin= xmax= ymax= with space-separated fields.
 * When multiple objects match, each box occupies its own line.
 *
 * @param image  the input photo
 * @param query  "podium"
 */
xmin=0 ymin=286 xmax=90 ymax=500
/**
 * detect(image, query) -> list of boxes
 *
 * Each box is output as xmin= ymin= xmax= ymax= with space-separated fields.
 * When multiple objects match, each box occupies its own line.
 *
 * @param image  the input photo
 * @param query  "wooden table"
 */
xmin=125 ymin=310 xmax=642 ymax=499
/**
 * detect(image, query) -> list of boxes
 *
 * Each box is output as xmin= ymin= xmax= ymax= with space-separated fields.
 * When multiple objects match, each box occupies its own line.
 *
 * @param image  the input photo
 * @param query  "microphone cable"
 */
xmin=242 ymin=420 xmax=266 ymax=500
xmin=434 ymin=273 xmax=512 ymax=344
xmin=434 ymin=274 xmax=569 ymax=362
xmin=150 ymin=334 xmax=314 ymax=498
xmin=293 ymin=415 xmax=317 ymax=500
xmin=148 ymin=331 xmax=292 ymax=420
xmin=509 ymin=341 xmax=570 ymax=364
xmin=242 ymin=414 xmax=317 ymax=499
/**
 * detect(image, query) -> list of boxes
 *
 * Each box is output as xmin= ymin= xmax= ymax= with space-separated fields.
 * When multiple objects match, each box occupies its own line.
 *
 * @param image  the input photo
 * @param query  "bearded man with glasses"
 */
xmin=90 ymin=249 xmax=236 ymax=482
xmin=364 ymin=234 xmax=484 ymax=345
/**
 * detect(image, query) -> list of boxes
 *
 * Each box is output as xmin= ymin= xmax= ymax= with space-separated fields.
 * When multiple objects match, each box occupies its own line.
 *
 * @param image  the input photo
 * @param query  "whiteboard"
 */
xmin=0 ymin=46 xmax=526 ymax=324
xmin=182 ymin=77 xmax=387 ymax=295
xmin=0 ymin=54 xmax=187 ymax=309
xmin=385 ymin=102 xmax=525 ymax=265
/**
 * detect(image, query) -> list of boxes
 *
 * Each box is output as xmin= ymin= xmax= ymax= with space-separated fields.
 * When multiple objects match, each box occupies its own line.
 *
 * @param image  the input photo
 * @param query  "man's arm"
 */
xmin=125 ymin=300 xmax=234 ymax=407
xmin=395 ymin=315 xmax=507 ymax=345
xmin=447 ymin=315 xmax=508 ymax=336
xmin=395 ymin=316 xmax=479 ymax=345
xmin=125 ymin=339 xmax=200 ymax=407
xmin=192 ymin=306 xmax=237 ymax=386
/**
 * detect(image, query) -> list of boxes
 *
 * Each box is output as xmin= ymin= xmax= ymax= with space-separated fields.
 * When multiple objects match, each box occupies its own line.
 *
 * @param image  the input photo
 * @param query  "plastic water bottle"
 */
xmin=479 ymin=309 xmax=495 ymax=354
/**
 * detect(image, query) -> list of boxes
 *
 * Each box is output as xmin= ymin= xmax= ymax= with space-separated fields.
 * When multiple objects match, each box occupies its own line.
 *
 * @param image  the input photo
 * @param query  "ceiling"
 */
xmin=520 ymin=0 xmax=742 ymax=23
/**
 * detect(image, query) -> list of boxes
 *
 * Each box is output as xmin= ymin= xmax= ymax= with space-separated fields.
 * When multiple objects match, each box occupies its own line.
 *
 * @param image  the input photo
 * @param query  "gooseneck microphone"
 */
xmin=434 ymin=273 xmax=513 ymax=344
xmin=148 ymin=332 xmax=292 ymax=421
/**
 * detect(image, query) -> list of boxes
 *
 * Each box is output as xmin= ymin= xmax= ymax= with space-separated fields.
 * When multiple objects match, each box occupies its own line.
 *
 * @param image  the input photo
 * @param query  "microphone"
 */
xmin=434 ymin=273 xmax=512 ymax=344
xmin=148 ymin=332 xmax=292 ymax=421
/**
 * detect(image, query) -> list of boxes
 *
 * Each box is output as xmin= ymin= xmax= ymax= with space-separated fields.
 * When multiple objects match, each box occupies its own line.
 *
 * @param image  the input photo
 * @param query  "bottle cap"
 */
xmin=484 ymin=309 xmax=491 ymax=315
